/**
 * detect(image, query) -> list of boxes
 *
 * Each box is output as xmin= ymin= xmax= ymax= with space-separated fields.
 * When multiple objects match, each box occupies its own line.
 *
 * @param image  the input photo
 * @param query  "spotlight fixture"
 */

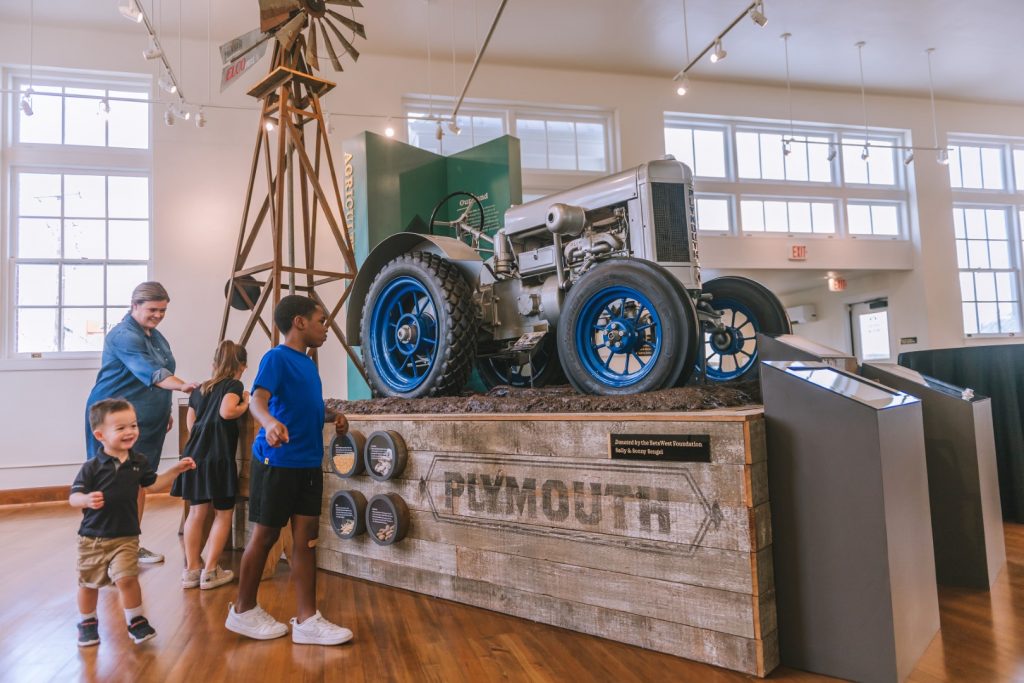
xmin=142 ymin=37 xmax=162 ymax=60
xmin=384 ymin=118 xmax=395 ymax=137
xmin=158 ymin=71 xmax=177 ymax=95
xmin=826 ymin=144 xmax=838 ymax=162
xmin=903 ymin=151 xmax=914 ymax=165
xmin=264 ymin=118 xmax=276 ymax=132
xmin=118 ymin=0 xmax=143 ymax=23
xmin=749 ymin=1 xmax=768 ymax=27
xmin=448 ymin=120 xmax=462 ymax=136
xmin=194 ymin=107 xmax=206 ymax=128
xmin=98 ymin=97 xmax=111 ymax=118
xmin=782 ymin=139 xmax=792 ymax=156
xmin=860 ymin=144 xmax=870 ymax=161
xmin=435 ymin=120 xmax=444 ymax=141
xmin=171 ymin=102 xmax=190 ymax=121
xmin=675 ymin=75 xmax=690 ymax=96
xmin=709 ymin=39 xmax=727 ymax=63
xmin=19 ymin=90 xmax=34 ymax=117
xmin=163 ymin=107 xmax=175 ymax=126
xmin=937 ymin=149 xmax=950 ymax=165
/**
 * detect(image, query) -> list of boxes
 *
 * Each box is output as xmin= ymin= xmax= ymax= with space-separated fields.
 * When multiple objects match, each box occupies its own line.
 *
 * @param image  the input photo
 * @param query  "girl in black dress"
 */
xmin=172 ymin=340 xmax=249 ymax=590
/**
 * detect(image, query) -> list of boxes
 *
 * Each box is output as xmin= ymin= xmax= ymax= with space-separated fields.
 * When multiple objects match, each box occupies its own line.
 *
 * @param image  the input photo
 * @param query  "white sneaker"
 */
xmin=200 ymin=566 xmax=234 ymax=590
xmin=225 ymin=603 xmax=288 ymax=640
xmin=181 ymin=568 xmax=201 ymax=589
xmin=137 ymin=547 xmax=165 ymax=564
xmin=290 ymin=611 xmax=353 ymax=645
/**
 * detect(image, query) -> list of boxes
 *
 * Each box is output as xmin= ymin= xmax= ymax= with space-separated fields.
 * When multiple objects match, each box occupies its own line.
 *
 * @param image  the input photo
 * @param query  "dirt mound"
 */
xmin=327 ymin=381 xmax=761 ymax=415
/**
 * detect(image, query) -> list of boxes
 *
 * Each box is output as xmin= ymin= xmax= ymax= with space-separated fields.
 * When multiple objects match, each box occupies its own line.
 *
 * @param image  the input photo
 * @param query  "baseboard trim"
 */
xmin=0 ymin=485 xmax=71 ymax=506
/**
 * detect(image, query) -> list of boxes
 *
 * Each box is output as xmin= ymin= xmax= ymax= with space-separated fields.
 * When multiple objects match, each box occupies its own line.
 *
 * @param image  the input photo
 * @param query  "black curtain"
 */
xmin=900 ymin=344 xmax=1024 ymax=523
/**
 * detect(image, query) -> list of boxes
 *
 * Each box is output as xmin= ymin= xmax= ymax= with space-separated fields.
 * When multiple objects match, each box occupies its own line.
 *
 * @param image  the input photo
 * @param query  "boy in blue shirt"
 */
xmin=225 ymin=295 xmax=351 ymax=645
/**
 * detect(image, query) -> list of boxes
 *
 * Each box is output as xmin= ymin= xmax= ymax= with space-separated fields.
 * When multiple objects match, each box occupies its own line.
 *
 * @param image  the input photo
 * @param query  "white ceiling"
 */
xmin=2 ymin=0 xmax=1023 ymax=105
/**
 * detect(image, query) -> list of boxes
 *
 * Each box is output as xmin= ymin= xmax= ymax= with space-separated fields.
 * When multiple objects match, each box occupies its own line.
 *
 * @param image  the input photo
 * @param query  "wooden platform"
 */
xmin=316 ymin=409 xmax=777 ymax=676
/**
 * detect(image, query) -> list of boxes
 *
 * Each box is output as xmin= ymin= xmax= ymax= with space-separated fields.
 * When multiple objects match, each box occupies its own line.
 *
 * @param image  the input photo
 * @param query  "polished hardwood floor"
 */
xmin=1 ymin=495 xmax=1021 ymax=682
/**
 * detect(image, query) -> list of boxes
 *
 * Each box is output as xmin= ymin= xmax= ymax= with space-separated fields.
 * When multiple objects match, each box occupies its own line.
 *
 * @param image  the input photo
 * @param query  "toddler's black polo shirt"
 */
xmin=71 ymin=450 xmax=157 ymax=538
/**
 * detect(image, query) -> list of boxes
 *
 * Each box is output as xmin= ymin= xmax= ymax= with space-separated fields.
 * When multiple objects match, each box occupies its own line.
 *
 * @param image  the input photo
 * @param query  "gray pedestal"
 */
xmin=761 ymin=361 xmax=940 ymax=683
xmin=861 ymin=363 xmax=1006 ymax=589
xmin=757 ymin=333 xmax=858 ymax=372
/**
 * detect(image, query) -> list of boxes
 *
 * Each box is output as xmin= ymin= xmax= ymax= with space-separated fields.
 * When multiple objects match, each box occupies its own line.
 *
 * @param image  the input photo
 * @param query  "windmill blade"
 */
xmin=306 ymin=20 xmax=320 ymax=71
xmin=326 ymin=9 xmax=366 ymax=39
xmin=325 ymin=0 xmax=363 ymax=7
xmin=322 ymin=15 xmax=360 ymax=62
xmin=274 ymin=11 xmax=307 ymax=53
xmin=259 ymin=0 xmax=300 ymax=33
xmin=319 ymin=19 xmax=345 ymax=71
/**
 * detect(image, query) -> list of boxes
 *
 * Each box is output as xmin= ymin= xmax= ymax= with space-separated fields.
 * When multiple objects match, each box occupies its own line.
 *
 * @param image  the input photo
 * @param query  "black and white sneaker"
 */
xmin=77 ymin=618 xmax=100 ymax=647
xmin=127 ymin=616 xmax=156 ymax=644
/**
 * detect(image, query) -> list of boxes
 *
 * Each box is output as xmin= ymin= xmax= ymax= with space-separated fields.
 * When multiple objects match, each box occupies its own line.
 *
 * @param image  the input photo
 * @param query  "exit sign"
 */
xmin=789 ymin=245 xmax=807 ymax=261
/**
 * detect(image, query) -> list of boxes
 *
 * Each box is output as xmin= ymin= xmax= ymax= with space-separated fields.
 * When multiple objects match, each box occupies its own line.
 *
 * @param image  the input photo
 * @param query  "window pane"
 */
xmin=866 ymin=142 xmax=895 ymax=185
xmin=962 ymin=303 xmax=979 ymax=334
xmin=740 ymin=200 xmax=764 ymax=232
xmin=996 ymin=272 xmax=1016 ymax=301
xmin=789 ymin=202 xmax=812 ymax=233
xmin=472 ymin=116 xmax=504 ymax=144
xmin=65 ymin=175 xmax=106 ymax=218
xmin=784 ymin=139 xmax=809 ymax=182
xmin=19 ymin=173 xmax=62 ymax=217
xmin=811 ymin=203 xmax=836 ymax=234
xmin=64 ymin=219 xmax=106 ymax=259
xmin=964 ymin=209 xmax=987 ymax=239
xmin=986 ymin=209 xmax=1007 ymax=239
xmin=953 ymin=208 xmax=966 ymax=238
xmin=518 ymin=119 xmax=547 ymax=168
xmin=547 ymin=121 xmax=576 ymax=170
xmin=695 ymin=198 xmax=729 ymax=231
xmin=1015 ymin=150 xmax=1024 ymax=191
xmin=808 ymin=136 xmax=833 ymax=182
xmin=19 ymin=93 xmax=62 ymax=144
xmin=764 ymin=201 xmax=788 ymax=232
xmin=843 ymin=141 xmax=868 ymax=184
xmin=980 ymin=147 xmax=1004 ymax=190
xmin=955 ymin=241 xmax=969 ymax=268
xmin=949 ymin=146 xmax=963 ymax=188
xmin=108 ymin=99 xmax=149 ymax=149
xmin=106 ymin=307 xmax=129 ymax=332
xmin=978 ymin=302 xmax=999 ymax=333
xmin=65 ymin=94 xmax=106 ymax=146
xmin=17 ymin=264 xmax=60 ymax=305
xmin=62 ymin=308 xmax=106 ymax=352
xmin=975 ymin=272 xmax=997 ymax=301
xmin=967 ymin=240 xmax=990 ymax=269
xmin=407 ymin=117 xmax=440 ymax=155
xmin=108 ymin=176 xmax=149 ymax=218
xmin=871 ymin=205 xmax=899 ymax=236
xmin=959 ymin=272 xmax=976 ymax=301
xmin=693 ymin=129 xmax=726 ymax=178
xmin=989 ymin=241 xmax=1010 ymax=269
xmin=63 ymin=264 xmax=105 ymax=306
xmin=576 ymin=122 xmax=606 ymax=172
xmin=999 ymin=303 xmax=1021 ymax=333
xmin=17 ymin=218 xmax=61 ymax=258
xmin=108 ymin=220 xmax=149 ymax=260
xmin=736 ymin=132 xmax=760 ymax=178
xmin=665 ymin=128 xmax=695 ymax=172
xmin=107 ymin=265 xmax=149 ymax=306
xmin=17 ymin=308 xmax=59 ymax=353
xmin=848 ymin=204 xmax=871 ymax=235
xmin=960 ymin=146 xmax=983 ymax=189
xmin=760 ymin=133 xmax=785 ymax=180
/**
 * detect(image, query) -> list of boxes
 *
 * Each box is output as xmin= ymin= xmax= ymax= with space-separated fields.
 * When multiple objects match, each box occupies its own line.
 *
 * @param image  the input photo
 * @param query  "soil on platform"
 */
xmin=327 ymin=381 xmax=761 ymax=415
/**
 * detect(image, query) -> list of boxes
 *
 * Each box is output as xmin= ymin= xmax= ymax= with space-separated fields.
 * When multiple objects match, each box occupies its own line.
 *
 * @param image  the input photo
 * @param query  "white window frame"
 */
xmin=664 ymin=113 xmax=911 ymax=241
xmin=2 ymin=68 xmax=153 ymax=367
xmin=403 ymin=95 xmax=619 ymax=199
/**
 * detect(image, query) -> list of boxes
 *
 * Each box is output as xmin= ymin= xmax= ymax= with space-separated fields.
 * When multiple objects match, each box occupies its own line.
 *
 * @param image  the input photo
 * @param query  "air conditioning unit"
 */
xmin=786 ymin=304 xmax=818 ymax=324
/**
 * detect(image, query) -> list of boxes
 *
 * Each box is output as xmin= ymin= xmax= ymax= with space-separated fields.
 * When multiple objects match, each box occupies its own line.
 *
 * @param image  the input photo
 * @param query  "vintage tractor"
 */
xmin=344 ymin=158 xmax=791 ymax=397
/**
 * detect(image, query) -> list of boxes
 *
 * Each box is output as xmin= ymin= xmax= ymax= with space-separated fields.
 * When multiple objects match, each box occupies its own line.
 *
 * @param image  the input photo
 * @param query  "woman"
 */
xmin=84 ymin=281 xmax=198 ymax=564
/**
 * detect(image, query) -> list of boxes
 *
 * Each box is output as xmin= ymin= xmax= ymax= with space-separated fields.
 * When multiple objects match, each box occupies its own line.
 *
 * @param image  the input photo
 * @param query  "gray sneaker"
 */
xmin=137 ymin=547 xmax=165 ymax=564
xmin=200 ymin=566 xmax=234 ymax=590
xmin=181 ymin=568 xmax=201 ymax=589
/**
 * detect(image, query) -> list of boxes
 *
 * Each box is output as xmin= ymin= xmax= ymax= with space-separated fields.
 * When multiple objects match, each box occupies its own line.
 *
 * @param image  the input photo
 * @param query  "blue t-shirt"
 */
xmin=251 ymin=345 xmax=325 ymax=468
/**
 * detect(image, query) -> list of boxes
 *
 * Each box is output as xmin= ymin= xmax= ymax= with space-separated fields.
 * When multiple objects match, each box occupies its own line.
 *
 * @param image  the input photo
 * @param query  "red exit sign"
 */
xmin=789 ymin=245 xmax=807 ymax=261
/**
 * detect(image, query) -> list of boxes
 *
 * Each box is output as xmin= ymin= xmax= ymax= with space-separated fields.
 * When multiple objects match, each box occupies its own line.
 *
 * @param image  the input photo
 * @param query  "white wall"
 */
xmin=1 ymin=19 xmax=1022 ymax=488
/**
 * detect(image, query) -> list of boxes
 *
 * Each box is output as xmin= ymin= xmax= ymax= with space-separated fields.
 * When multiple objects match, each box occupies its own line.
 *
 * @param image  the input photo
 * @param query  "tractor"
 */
xmin=344 ymin=158 xmax=791 ymax=397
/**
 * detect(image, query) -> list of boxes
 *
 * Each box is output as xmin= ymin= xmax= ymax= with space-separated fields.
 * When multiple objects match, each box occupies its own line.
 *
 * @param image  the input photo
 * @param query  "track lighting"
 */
xmin=709 ymin=39 xmax=727 ymax=63
xmin=903 ymin=151 xmax=914 ymax=166
xmin=435 ymin=120 xmax=444 ymax=141
xmin=827 ymin=144 xmax=837 ymax=162
xmin=164 ymin=107 xmax=175 ymax=126
xmin=448 ymin=120 xmax=462 ymax=135
xmin=174 ymin=102 xmax=190 ymax=121
xmin=158 ymin=71 xmax=177 ymax=94
xmin=860 ymin=145 xmax=870 ymax=161
xmin=194 ymin=107 xmax=206 ymax=128
xmin=937 ymin=149 xmax=950 ymax=166
xmin=675 ymin=75 xmax=690 ymax=96
xmin=142 ymin=37 xmax=162 ymax=60
xmin=782 ymin=139 xmax=792 ymax=156
xmin=98 ymin=97 xmax=111 ymax=119
xmin=118 ymin=0 xmax=143 ymax=23
xmin=749 ymin=1 xmax=768 ymax=27
xmin=19 ymin=90 xmax=33 ymax=117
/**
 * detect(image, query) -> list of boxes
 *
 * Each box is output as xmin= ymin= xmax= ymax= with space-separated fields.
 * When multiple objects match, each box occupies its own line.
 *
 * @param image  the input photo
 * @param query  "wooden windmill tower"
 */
xmin=218 ymin=0 xmax=368 ymax=377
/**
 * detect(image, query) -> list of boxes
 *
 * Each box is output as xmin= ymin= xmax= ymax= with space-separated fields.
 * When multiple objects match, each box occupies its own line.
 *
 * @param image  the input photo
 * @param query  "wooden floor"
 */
xmin=2 ymin=496 xmax=1022 ymax=683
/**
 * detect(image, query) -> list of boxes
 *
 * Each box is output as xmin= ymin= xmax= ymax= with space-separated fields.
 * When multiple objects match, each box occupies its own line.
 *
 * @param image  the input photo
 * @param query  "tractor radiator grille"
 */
xmin=651 ymin=182 xmax=690 ymax=263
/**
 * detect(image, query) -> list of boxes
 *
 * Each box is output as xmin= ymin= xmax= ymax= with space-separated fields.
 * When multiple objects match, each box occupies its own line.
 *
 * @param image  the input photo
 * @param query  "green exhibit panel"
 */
xmin=761 ymin=361 xmax=939 ymax=683
xmin=342 ymin=132 xmax=523 ymax=399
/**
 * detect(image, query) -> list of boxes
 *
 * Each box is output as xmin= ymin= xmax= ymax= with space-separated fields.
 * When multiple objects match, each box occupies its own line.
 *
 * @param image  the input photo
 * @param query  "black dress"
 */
xmin=171 ymin=378 xmax=244 ymax=503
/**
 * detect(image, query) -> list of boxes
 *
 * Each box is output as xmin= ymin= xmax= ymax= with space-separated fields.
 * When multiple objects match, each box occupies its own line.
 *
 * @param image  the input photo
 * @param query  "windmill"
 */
xmin=218 ymin=0 xmax=369 ymax=379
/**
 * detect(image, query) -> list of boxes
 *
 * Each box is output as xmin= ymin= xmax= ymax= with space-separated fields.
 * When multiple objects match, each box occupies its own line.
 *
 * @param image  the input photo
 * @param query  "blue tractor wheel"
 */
xmin=476 ymin=333 xmax=565 ymax=389
xmin=360 ymin=252 xmax=477 ymax=398
xmin=700 ymin=276 xmax=792 ymax=382
xmin=557 ymin=259 xmax=698 ymax=395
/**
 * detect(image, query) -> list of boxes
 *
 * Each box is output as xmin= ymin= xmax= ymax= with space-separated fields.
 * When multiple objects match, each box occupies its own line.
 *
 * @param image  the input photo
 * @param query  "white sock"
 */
xmin=124 ymin=604 xmax=144 ymax=625
xmin=80 ymin=611 xmax=97 ymax=622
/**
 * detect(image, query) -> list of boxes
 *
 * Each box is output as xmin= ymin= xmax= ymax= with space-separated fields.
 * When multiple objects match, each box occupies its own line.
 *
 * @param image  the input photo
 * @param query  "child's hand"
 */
xmin=242 ymin=390 xmax=251 ymax=403
xmin=181 ymin=382 xmax=200 ymax=394
xmin=86 ymin=492 xmax=104 ymax=509
xmin=334 ymin=413 xmax=348 ymax=436
xmin=177 ymin=457 xmax=197 ymax=472
xmin=265 ymin=420 xmax=289 ymax=447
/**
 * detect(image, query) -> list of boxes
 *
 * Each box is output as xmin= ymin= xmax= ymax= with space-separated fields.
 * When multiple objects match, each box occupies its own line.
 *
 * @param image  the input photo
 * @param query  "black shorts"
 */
xmin=189 ymin=496 xmax=236 ymax=511
xmin=248 ymin=459 xmax=323 ymax=528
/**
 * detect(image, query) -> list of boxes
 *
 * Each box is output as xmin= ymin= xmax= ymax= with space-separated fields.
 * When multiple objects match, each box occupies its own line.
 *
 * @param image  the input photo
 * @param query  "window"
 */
xmin=407 ymin=112 xmax=504 ymax=156
xmin=4 ymin=71 xmax=151 ymax=358
xmin=665 ymin=114 xmax=910 ymax=238
xmin=949 ymin=143 xmax=1005 ymax=190
xmin=953 ymin=207 xmax=1021 ymax=335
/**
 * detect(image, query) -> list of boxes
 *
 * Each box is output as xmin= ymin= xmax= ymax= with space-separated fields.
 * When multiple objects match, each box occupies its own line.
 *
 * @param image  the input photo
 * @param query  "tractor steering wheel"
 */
xmin=427 ymin=191 xmax=486 ymax=248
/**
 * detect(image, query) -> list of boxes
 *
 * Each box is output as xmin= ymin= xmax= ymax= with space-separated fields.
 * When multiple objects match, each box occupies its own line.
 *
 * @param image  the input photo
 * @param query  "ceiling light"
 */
xmin=173 ymin=102 xmax=190 ymax=121
xmin=937 ymin=149 xmax=950 ymax=165
xmin=749 ymin=1 xmax=768 ymax=27
xmin=435 ymin=120 xmax=444 ymax=141
xmin=194 ymin=107 xmax=206 ymax=128
xmin=384 ymin=118 xmax=395 ymax=137
xmin=709 ymin=39 xmax=727 ymax=63
xmin=903 ymin=151 xmax=914 ymax=165
xmin=19 ymin=90 xmax=33 ymax=117
xmin=118 ymin=0 xmax=143 ymax=23
xmin=448 ymin=120 xmax=462 ymax=135
xmin=827 ymin=144 xmax=837 ymax=162
xmin=264 ymin=118 xmax=276 ymax=132
xmin=861 ymin=145 xmax=870 ymax=161
xmin=142 ymin=37 xmax=162 ymax=60
xmin=675 ymin=75 xmax=690 ymax=96
xmin=158 ymin=71 xmax=177 ymax=94
xmin=164 ymin=107 xmax=175 ymax=126
xmin=98 ymin=97 xmax=111 ymax=119
xmin=782 ymin=139 xmax=792 ymax=156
